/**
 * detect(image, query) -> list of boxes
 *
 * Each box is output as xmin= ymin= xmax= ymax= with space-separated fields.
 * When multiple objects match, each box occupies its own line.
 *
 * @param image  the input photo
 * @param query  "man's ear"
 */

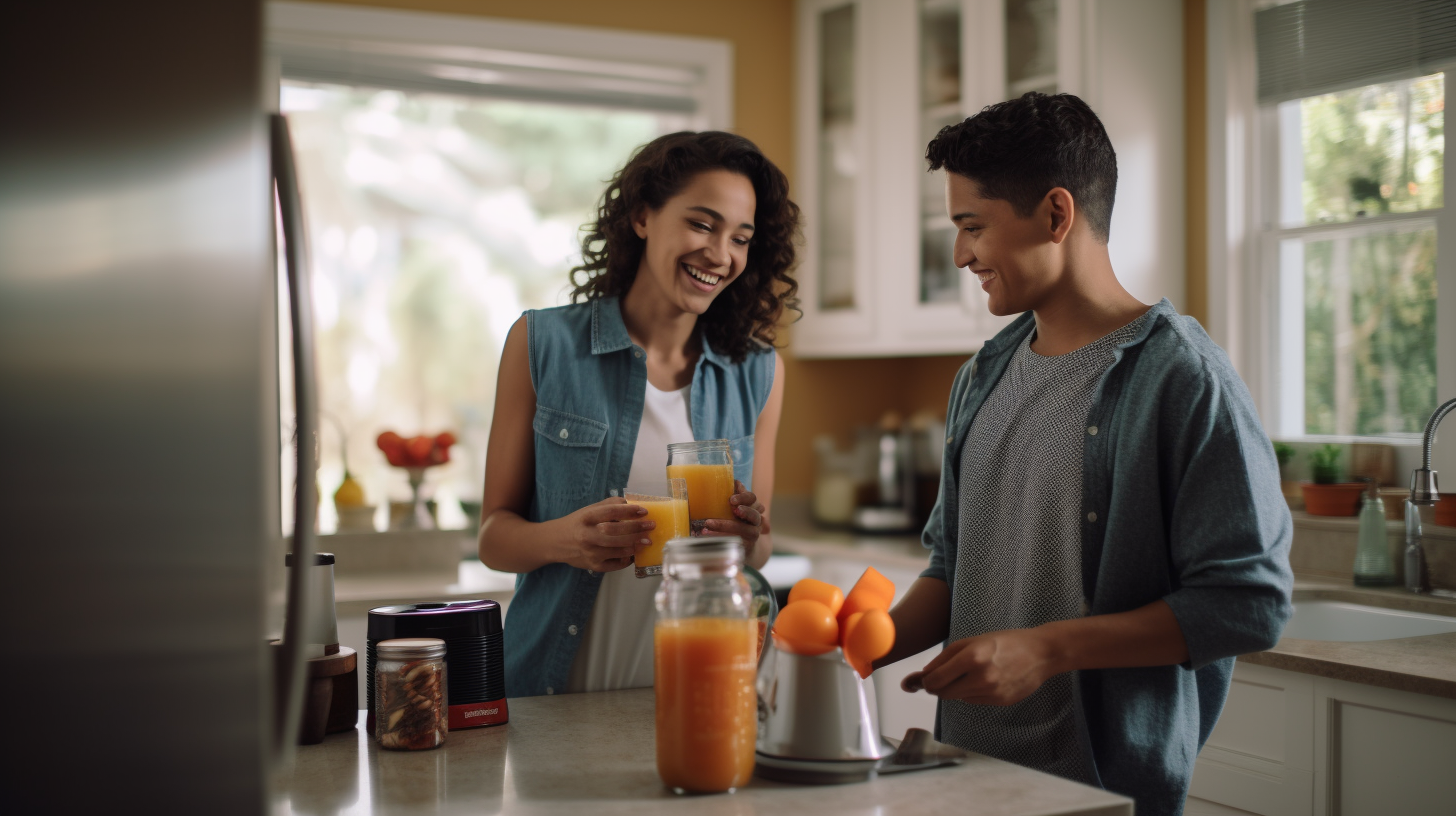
xmin=631 ymin=205 xmax=651 ymax=240
xmin=1045 ymin=187 xmax=1076 ymax=244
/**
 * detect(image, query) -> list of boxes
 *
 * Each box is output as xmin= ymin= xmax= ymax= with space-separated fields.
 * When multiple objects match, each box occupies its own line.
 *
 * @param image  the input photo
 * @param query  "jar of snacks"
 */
xmin=653 ymin=536 xmax=756 ymax=794
xmin=374 ymin=638 xmax=447 ymax=751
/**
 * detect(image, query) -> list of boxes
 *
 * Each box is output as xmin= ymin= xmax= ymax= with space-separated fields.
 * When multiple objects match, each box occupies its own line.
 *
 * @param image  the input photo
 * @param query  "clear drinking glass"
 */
xmin=611 ymin=478 xmax=690 ymax=578
xmin=653 ymin=536 xmax=756 ymax=794
xmin=666 ymin=440 xmax=735 ymax=535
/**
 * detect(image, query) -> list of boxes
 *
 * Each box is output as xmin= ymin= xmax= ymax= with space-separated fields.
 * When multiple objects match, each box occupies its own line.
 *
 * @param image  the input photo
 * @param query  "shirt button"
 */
xmin=559 ymin=428 xmax=569 ymax=439
xmin=546 ymin=687 xmax=554 ymax=695
xmin=1087 ymin=511 xmax=1098 ymax=523
xmin=1087 ymin=426 xmax=1098 ymax=436
xmin=568 ymin=624 xmax=579 ymax=636
xmin=946 ymin=435 xmax=954 ymax=445
xmin=634 ymin=350 xmax=643 ymax=359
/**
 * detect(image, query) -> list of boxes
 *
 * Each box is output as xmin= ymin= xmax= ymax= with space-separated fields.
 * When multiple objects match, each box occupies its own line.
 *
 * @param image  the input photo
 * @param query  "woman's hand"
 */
xmin=559 ymin=497 xmax=655 ymax=573
xmin=701 ymin=479 xmax=768 ymax=550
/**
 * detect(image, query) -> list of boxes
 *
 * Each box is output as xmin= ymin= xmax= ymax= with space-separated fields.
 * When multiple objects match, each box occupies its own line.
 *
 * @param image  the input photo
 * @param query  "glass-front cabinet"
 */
xmin=793 ymin=0 xmax=1090 ymax=357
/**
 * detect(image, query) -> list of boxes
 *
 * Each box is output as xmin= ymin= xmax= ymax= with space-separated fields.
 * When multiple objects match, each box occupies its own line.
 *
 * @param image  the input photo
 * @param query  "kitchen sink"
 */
xmin=1281 ymin=599 xmax=1456 ymax=642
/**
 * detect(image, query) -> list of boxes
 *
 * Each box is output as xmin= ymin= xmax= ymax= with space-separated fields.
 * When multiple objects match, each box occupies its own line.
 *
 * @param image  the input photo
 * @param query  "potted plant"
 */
xmin=1301 ymin=444 xmax=1365 ymax=516
xmin=1272 ymin=441 xmax=1301 ymax=509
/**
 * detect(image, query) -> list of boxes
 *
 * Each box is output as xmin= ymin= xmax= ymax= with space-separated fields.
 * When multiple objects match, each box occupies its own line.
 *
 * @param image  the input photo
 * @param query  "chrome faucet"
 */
xmin=1406 ymin=397 xmax=1456 ymax=594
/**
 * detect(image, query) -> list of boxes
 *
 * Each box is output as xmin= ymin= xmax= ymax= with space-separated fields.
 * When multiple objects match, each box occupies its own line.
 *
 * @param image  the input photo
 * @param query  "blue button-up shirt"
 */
xmin=921 ymin=299 xmax=1293 ymax=816
xmin=503 ymin=297 xmax=775 ymax=698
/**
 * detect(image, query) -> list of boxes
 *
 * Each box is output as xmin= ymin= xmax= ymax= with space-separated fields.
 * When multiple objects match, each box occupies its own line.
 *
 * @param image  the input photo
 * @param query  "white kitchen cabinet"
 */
xmin=793 ymin=0 xmax=1184 ymax=357
xmin=1190 ymin=662 xmax=1456 ymax=816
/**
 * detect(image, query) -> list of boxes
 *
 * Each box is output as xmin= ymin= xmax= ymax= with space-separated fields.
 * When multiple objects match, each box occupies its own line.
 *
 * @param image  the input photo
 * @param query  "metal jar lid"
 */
xmin=376 ymin=637 xmax=446 ymax=660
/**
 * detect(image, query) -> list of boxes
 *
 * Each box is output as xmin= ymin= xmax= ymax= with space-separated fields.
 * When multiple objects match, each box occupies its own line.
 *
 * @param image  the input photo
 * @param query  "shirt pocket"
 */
xmin=728 ymin=434 xmax=755 ymax=490
xmin=533 ymin=405 xmax=609 ymax=505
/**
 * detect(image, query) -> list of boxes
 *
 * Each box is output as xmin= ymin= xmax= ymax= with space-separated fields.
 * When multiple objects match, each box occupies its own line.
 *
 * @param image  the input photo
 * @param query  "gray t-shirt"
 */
xmin=941 ymin=309 xmax=1152 ymax=786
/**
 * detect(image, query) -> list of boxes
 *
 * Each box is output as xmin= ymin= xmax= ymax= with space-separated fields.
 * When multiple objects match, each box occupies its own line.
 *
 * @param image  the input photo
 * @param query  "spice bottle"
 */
xmin=375 ymin=638 xmax=447 ymax=750
xmin=654 ymin=536 xmax=757 ymax=794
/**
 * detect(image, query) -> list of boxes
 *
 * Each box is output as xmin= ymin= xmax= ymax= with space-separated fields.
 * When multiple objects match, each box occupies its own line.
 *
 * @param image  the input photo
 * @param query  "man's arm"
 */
xmin=907 ymin=600 xmax=1187 ymax=704
xmin=877 ymin=577 xmax=952 ymax=668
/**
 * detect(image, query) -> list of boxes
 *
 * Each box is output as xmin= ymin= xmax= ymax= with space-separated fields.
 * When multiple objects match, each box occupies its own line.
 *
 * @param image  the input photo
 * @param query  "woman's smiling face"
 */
xmin=632 ymin=169 xmax=756 ymax=314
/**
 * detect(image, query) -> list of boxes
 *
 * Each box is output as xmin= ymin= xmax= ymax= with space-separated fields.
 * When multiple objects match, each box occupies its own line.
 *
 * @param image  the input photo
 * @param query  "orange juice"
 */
xmin=632 ymin=495 xmax=689 ymax=574
xmin=654 ymin=617 xmax=758 ymax=793
xmin=666 ymin=463 xmax=735 ymax=531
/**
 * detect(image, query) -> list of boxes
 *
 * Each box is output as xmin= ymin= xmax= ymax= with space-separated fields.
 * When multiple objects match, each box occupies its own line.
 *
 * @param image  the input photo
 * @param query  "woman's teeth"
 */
xmin=684 ymin=264 xmax=722 ymax=286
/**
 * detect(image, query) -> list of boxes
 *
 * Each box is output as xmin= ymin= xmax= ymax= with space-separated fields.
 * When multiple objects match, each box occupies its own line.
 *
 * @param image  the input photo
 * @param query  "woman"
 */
xmin=479 ymin=131 xmax=800 ymax=697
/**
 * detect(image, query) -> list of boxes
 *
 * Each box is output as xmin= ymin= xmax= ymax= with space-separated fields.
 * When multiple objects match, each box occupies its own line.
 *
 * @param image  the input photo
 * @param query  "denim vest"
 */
xmin=504 ymin=297 xmax=775 ymax=697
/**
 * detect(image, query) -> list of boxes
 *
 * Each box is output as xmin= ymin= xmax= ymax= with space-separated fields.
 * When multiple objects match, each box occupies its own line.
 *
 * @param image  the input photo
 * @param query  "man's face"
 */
xmin=944 ymin=172 xmax=1059 ymax=316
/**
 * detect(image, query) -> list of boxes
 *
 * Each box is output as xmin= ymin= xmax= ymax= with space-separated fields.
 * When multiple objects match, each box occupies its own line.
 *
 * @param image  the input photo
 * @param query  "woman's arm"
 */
xmin=478 ymin=316 xmax=655 ymax=574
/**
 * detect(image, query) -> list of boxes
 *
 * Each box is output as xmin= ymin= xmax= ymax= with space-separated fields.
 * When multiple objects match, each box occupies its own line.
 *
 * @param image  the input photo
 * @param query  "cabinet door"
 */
xmin=794 ymin=0 xmax=878 ymax=354
xmin=1190 ymin=662 xmax=1316 ymax=816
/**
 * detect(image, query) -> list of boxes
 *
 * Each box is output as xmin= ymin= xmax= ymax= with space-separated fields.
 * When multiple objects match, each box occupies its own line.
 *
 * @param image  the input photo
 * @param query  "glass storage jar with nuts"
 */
xmin=374 ymin=638 xmax=447 ymax=750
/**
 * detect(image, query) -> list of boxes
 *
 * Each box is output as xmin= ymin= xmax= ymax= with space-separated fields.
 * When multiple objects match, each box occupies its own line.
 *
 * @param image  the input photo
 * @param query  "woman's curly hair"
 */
xmin=569 ymin=131 xmax=801 ymax=362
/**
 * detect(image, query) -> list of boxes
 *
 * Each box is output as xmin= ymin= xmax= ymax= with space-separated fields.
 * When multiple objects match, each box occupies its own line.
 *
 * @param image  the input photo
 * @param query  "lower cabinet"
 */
xmin=1190 ymin=662 xmax=1456 ymax=816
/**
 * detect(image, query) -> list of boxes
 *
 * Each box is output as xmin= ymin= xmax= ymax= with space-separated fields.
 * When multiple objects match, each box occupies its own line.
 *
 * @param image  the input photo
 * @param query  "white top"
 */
xmin=565 ymin=380 xmax=694 ymax=693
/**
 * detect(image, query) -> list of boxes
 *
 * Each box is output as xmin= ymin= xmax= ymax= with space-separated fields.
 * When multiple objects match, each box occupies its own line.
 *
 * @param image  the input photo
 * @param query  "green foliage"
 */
xmin=1309 ymin=444 xmax=1344 ymax=484
xmin=1273 ymin=441 xmax=1296 ymax=469
xmin=1299 ymin=73 xmax=1442 ymax=436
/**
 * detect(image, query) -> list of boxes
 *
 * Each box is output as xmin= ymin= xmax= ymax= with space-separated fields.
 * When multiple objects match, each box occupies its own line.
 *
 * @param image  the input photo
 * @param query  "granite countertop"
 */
xmin=281 ymin=688 xmax=1132 ymax=816
xmin=1242 ymin=578 xmax=1456 ymax=699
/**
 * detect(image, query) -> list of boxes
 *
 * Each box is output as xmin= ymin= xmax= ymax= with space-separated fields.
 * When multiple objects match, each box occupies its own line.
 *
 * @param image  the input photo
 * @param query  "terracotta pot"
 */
xmin=1435 ymin=492 xmax=1456 ymax=527
xmin=1301 ymin=482 xmax=1366 ymax=517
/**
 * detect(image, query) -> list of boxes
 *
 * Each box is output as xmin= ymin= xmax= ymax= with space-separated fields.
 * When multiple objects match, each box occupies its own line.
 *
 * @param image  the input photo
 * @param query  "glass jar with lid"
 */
xmin=374 ymin=637 xmax=447 ymax=750
xmin=653 ymin=536 xmax=757 ymax=794
xmin=665 ymin=440 xmax=735 ymax=534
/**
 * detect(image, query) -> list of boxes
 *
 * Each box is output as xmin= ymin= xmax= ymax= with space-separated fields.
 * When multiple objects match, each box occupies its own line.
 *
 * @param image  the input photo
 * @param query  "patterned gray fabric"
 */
xmin=942 ymin=310 xmax=1152 ymax=785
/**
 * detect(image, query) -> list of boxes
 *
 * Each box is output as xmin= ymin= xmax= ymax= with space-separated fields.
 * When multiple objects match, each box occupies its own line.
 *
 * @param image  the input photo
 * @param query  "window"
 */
xmin=1270 ymin=74 xmax=1443 ymax=438
xmin=1242 ymin=0 xmax=1456 ymax=443
xmin=268 ymin=4 xmax=729 ymax=533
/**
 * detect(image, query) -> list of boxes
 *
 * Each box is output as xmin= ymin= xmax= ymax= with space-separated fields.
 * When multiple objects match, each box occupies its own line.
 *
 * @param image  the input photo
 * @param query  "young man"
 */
xmin=880 ymin=93 xmax=1293 ymax=816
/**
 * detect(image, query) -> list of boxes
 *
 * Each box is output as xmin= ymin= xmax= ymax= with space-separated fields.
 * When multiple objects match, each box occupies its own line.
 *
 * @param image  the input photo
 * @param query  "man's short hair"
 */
xmin=925 ymin=92 xmax=1117 ymax=243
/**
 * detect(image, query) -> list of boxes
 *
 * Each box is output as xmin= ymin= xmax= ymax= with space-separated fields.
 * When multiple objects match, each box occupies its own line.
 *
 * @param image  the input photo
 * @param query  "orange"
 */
xmin=843 ymin=608 xmax=895 ymax=678
xmin=787 ymin=578 xmax=844 ymax=618
xmin=836 ymin=568 xmax=895 ymax=627
xmin=771 ymin=600 xmax=838 ymax=655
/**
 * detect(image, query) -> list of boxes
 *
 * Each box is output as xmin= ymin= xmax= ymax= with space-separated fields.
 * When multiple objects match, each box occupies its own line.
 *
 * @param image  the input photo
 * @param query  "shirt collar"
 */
xmin=590 ymin=297 xmax=634 ymax=355
xmin=979 ymin=298 xmax=1176 ymax=358
xmin=589 ymin=296 xmax=734 ymax=367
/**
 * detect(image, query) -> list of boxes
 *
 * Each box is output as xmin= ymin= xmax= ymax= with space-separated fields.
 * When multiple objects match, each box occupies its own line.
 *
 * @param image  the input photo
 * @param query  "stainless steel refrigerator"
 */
xmin=2 ymin=2 xmax=314 ymax=810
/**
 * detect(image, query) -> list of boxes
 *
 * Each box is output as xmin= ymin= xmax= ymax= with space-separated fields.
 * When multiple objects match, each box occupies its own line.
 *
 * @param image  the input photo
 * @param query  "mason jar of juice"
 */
xmin=666 ymin=440 xmax=735 ymax=534
xmin=654 ymin=535 xmax=757 ymax=794
xmin=612 ymin=478 xmax=689 ymax=578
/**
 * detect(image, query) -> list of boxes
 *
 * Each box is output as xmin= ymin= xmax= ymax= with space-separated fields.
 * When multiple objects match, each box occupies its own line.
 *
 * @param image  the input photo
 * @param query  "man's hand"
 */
xmin=902 ymin=628 xmax=1058 ymax=706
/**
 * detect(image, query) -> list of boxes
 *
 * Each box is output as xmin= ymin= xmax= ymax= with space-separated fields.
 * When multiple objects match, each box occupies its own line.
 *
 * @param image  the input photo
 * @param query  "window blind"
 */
xmin=1255 ymin=0 xmax=1456 ymax=103
xmin=272 ymin=32 xmax=704 ymax=114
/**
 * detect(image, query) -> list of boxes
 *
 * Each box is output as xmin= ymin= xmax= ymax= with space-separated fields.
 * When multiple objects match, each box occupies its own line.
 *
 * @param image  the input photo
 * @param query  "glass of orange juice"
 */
xmin=612 ymin=479 xmax=689 ymax=578
xmin=654 ymin=536 xmax=757 ymax=794
xmin=666 ymin=440 xmax=735 ymax=535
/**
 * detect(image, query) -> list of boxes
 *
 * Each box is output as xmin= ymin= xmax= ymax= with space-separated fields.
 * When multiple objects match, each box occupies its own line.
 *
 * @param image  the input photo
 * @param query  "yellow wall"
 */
xmin=1184 ymin=0 xmax=1207 ymax=328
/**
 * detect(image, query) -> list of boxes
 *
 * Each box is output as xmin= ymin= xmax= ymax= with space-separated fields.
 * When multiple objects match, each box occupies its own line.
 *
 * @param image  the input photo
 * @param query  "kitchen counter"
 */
xmin=1242 ymin=578 xmax=1456 ymax=699
xmin=281 ymin=688 xmax=1132 ymax=816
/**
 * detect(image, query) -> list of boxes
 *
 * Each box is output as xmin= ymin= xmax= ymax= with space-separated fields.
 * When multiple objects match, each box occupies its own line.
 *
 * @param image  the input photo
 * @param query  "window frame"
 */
xmin=263 ymin=1 xmax=733 ymax=129
xmin=1207 ymin=0 xmax=1456 ymax=461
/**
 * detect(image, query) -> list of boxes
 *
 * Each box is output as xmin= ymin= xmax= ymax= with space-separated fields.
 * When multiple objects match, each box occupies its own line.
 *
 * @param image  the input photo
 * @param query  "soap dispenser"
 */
xmin=1353 ymin=480 xmax=1397 ymax=586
